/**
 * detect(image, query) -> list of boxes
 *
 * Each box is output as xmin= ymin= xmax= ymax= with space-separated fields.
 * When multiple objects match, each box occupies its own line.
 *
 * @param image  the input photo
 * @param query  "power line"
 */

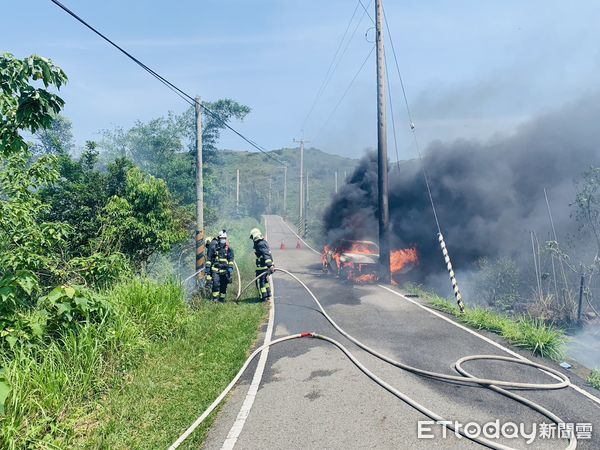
xmin=300 ymin=0 xmax=361 ymax=132
xmin=302 ymin=0 xmax=374 ymax=136
xmin=359 ymin=4 xmax=400 ymax=170
xmin=48 ymin=0 xmax=286 ymax=167
xmin=382 ymin=3 xmax=441 ymax=234
xmin=312 ymin=45 xmax=375 ymax=143
xmin=384 ymin=54 xmax=401 ymax=170
xmin=358 ymin=0 xmax=374 ymax=24
xmin=382 ymin=5 xmax=414 ymax=127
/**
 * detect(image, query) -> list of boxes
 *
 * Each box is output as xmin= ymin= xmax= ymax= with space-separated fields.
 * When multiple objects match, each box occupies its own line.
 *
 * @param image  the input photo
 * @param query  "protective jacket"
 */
xmin=253 ymin=239 xmax=273 ymax=270
xmin=207 ymin=241 xmax=234 ymax=275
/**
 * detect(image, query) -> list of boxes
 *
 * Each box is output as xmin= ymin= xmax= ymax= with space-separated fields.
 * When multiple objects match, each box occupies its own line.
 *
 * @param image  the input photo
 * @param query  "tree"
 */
xmin=39 ymin=150 xmax=109 ymax=256
xmin=574 ymin=166 xmax=600 ymax=263
xmin=0 ymin=54 xmax=70 ymax=283
xmin=32 ymin=114 xmax=75 ymax=155
xmin=177 ymin=99 xmax=251 ymax=164
xmin=97 ymin=167 xmax=187 ymax=268
xmin=0 ymin=53 xmax=67 ymax=156
xmin=97 ymin=99 xmax=251 ymax=214
xmin=40 ymin=150 xmax=187 ymax=269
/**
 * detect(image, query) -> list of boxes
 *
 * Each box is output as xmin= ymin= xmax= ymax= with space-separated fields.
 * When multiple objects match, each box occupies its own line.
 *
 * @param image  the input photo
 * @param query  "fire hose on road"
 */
xmin=170 ymin=268 xmax=577 ymax=450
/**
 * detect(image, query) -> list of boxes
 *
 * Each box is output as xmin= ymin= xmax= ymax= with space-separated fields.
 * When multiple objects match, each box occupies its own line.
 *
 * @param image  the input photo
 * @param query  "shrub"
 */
xmin=0 ymin=271 xmax=40 ymax=351
xmin=588 ymin=369 xmax=600 ymax=390
xmin=69 ymin=252 xmax=131 ymax=289
xmin=0 ymin=277 xmax=184 ymax=448
xmin=475 ymin=257 xmax=522 ymax=312
xmin=38 ymin=285 xmax=110 ymax=337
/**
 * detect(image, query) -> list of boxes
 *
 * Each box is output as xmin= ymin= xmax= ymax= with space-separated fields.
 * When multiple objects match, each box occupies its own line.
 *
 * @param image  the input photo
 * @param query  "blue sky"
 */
xmin=4 ymin=0 xmax=600 ymax=159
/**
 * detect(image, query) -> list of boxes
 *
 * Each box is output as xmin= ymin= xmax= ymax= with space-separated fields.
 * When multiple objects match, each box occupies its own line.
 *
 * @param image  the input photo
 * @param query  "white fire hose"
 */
xmin=170 ymin=268 xmax=576 ymax=450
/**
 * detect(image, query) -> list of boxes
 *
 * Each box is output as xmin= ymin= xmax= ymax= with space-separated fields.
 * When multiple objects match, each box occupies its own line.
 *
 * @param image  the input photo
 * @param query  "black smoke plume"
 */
xmin=323 ymin=94 xmax=600 ymax=279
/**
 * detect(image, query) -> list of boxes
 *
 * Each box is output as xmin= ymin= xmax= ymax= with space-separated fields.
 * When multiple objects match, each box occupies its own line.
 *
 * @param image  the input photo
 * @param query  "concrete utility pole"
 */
xmin=293 ymin=138 xmax=309 ymax=236
xmin=335 ymin=171 xmax=338 ymax=194
xmin=268 ymin=177 xmax=273 ymax=213
xmin=283 ymin=165 xmax=288 ymax=217
xmin=195 ymin=96 xmax=205 ymax=284
xmin=305 ymin=170 xmax=310 ymax=237
xmin=236 ymin=168 xmax=240 ymax=213
xmin=375 ymin=0 xmax=391 ymax=283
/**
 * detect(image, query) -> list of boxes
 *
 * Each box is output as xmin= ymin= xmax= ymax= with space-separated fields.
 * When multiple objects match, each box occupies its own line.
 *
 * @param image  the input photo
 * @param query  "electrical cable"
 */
xmin=384 ymin=54 xmax=401 ymax=171
xmin=300 ymin=0 xmax=362 ymax=132
xmin=381 ymin=4 xmax=442 ymax=234
xmin=312 ymin=45 xmax=376 ymax=143
xmin=360 ymin=0 xmax=400 ymax=172
xmin=302 ymin=0 xmax=374 ymax=138
xmin=172 ymin=268 xmax=576 ymax=449
xmin=48 ymin=0 xmax=286 ymax=168
xmin=358 ymin=0 xmax=374 ymax=24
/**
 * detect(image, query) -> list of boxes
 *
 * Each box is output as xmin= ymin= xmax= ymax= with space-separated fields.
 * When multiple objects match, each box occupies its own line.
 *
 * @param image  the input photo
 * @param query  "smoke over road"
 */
xmin=323 ymin=94 xmax=600 ymax=279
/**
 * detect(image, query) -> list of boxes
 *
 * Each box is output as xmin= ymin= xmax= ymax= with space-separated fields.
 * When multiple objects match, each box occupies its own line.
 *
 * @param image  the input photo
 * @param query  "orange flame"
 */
xmin=390 ymin=247 xmax=419 ymax=275
xmin=354 ymin=273 xmax=378 ymax=283
xmin=346 ymin=242 xmax=377 ymax=255
xmin=323 ymin=242 xmax=419 ymax=285
xmin=321 ymin=245 xmax=331 ymax=267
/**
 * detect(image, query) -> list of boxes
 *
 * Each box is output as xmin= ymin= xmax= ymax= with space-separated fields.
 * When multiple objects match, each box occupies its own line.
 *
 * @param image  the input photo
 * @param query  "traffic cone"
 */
xmin=296 ymin=240 xmax=302 ymax=249
xmin=280 ymin=241 xmax=285 ymax=250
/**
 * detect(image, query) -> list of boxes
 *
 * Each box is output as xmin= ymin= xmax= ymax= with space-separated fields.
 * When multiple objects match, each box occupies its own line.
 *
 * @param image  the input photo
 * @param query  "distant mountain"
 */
xmin=213 ymin=147 xmax=358 ymax=234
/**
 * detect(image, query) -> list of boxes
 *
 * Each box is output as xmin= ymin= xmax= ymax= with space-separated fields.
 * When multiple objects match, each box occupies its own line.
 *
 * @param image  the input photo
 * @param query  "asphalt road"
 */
xmin=203 ymin=215 xmax=600 ymax=450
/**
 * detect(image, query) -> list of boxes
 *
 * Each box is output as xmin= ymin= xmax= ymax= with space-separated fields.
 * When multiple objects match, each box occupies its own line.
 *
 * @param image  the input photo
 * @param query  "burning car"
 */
xmin=322 ymin=240 xmax=419 ymax=283
xmin=322 ymin=240 xmax=380 ymax=282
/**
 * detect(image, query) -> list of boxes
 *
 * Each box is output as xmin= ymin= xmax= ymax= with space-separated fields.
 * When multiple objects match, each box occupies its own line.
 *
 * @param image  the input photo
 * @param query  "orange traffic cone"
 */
xmin=280 ymin=241 xmax=286 ymax=250
xmin=296 ymin=240 xmax=302 ymax=249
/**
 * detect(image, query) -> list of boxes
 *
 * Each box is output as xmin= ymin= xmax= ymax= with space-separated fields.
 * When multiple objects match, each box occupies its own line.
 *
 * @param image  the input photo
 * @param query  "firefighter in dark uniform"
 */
xmin=249 ymin=227 xmax=274 ymax=301
xmin=204 ymin=236 xmax=217 ymax=277
xmin=205 ymin=230 xmax=234 ymax=301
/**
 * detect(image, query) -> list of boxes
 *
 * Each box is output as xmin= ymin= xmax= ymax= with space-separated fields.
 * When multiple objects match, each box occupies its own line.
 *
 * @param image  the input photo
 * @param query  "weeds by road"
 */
xmin=405 ymin=284 xmax=568 ymax=361
xmin=0 ymin=277 xmax=266 ymax=449
xmin=588 ymin=369 xmax=600 ymax=390
xmin=82 ymin=302 xmax=266 ymax=449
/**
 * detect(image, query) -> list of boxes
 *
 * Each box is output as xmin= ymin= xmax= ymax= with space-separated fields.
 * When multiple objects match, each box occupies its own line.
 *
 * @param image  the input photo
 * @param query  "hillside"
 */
xmin=212 ymin=147 xmax=359 ymax=237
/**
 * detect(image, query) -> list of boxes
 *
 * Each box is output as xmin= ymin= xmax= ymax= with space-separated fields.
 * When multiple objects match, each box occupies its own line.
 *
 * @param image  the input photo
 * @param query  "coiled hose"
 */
xmin=170 ymin=268 xmax=576 ymax=450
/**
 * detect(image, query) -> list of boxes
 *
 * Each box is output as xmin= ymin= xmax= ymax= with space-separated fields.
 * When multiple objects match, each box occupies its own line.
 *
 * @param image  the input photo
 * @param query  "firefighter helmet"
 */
xmin=249 ymin=227 xmax=263 ymax=241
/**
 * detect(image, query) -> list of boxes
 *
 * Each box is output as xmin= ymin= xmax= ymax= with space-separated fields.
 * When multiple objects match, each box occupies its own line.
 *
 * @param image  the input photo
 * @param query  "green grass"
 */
xmin=407 ymin=284 xmax=568 ymax=361
xmin=109 ymin=277 xmax=187 ymax=339
xmin=588 ymin=369 xmax=600 ymax=390
xmin=1 ymin=312 xmax=145 ymax=449
xmin=0 ymin=276 xmax=267 ymax=449
xmin=79 ymin=302 xmax=266 ymax=449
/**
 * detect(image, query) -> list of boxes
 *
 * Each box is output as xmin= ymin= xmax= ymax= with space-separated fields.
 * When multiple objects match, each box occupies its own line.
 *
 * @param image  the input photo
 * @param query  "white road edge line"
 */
xmin=378 ymin=284 xmax=600 ymax=408
xmin=221 ymin=220 xmax=276 ymax=450
xmin=280 ymin=217 xmax=320 ymax=255
xmin=221 ymin=285 xmax=274 ymax=449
